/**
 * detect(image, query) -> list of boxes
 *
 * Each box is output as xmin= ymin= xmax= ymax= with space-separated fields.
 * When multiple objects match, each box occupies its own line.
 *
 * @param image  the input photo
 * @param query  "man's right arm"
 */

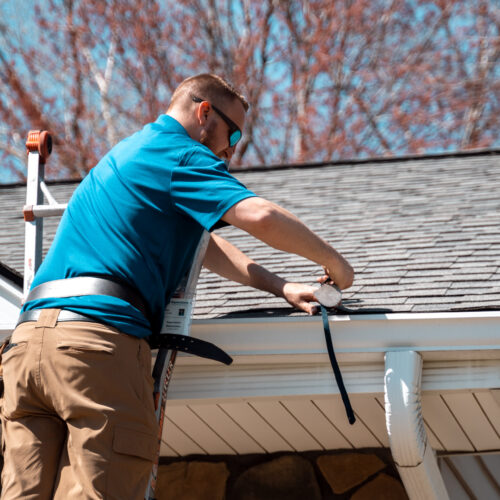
xmin=221 ymin=196 xmax=354 ymax=289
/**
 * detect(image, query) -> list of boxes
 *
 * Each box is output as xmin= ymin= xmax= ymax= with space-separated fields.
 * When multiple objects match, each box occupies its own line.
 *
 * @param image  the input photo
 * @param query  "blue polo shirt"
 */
xmin=21 ymin=115 xmax=256 ymax=338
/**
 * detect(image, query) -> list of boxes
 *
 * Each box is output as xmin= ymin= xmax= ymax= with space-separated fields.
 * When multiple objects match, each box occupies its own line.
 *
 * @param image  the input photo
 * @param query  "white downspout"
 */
xmin=384 ymin=350 xmax=449 ymax=500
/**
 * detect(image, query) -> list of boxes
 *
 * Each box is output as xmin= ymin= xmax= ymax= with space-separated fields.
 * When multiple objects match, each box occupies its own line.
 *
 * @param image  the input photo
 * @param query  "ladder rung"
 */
xmin=23 ymin=204 xmax=67 ymax=221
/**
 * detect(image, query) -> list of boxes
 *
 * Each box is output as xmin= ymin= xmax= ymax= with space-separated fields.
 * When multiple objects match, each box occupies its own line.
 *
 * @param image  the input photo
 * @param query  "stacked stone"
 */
xmin=156 ymin=451 xmax=408 ymax=499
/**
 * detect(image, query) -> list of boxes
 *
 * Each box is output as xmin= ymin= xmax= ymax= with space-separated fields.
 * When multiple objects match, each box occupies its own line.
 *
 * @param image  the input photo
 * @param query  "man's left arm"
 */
xmin=203 ymin=233 xmax=319 ymax=315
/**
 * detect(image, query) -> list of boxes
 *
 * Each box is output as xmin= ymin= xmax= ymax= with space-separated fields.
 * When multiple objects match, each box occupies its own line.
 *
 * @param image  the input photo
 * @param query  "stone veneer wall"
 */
xmin=155 ymin=449 xmax=409 ymax=500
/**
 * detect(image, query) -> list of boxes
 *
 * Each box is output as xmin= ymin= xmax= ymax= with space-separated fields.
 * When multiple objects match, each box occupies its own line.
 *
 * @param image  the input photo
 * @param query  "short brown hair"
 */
xmin=168 ymin=74 xmax=249 ymax=112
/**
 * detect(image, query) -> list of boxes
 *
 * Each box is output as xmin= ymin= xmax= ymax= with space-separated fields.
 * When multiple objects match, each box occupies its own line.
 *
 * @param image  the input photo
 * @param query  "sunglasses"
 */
xmin=191 ymin=95 xmax=242 ymax=147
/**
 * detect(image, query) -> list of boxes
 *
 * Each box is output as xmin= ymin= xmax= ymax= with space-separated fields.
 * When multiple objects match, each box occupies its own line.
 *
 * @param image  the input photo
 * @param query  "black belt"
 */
xmin=149 ymin=333 xmax=232 ymax=365
xmin=320 ymin=304 xmax=356 ymax=425
xmin=314 ymin=284 xmax=356 ymax=425
xmin=314 ymin=284 xmax=393 ymax=425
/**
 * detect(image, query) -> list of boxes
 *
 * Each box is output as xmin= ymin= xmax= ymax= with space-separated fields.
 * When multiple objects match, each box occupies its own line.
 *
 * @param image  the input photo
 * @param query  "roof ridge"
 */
xmin=236 ymin=147 xmax=500 ymax=173
xmin=1 ymin=148 xmax=499 ymax=187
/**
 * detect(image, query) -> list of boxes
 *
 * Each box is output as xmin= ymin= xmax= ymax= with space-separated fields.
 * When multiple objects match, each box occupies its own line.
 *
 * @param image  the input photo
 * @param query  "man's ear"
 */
xmin=196 ymin=101 xmax=211 ymax=125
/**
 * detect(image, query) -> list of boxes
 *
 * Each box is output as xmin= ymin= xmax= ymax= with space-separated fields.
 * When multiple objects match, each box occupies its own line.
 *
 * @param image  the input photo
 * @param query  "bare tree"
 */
xmin=0 ymin=0 xmax=498 ymax=181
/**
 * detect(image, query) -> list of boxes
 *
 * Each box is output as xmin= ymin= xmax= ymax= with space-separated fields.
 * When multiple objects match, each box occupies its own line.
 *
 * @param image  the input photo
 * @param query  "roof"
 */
xmin=1 ymin=149 xmax=499 ymax=318
xmin=1 ymin=150 xmax=499 ymax=472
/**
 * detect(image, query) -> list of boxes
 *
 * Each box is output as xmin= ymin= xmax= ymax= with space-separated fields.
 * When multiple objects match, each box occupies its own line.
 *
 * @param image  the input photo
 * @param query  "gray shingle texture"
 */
xmin=1 ymin=151 xmax=499 ymax=319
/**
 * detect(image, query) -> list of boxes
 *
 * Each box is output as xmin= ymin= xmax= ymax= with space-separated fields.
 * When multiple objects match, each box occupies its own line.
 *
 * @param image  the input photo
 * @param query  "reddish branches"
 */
xmin=0 ymin=0 xmax=498 ymax=180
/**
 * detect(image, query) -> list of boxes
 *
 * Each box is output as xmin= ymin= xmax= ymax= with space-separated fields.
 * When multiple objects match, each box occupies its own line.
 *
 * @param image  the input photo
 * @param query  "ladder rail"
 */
xmin=145 ymin=230 xmax=210 ymax=500
xmin=24 ymin=131 xmax=52 ymax=296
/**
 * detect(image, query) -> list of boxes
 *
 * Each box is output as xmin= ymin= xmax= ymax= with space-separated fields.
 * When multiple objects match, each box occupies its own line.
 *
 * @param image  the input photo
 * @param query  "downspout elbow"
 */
xmin=384 ymin=350 xmax=449 ymax=500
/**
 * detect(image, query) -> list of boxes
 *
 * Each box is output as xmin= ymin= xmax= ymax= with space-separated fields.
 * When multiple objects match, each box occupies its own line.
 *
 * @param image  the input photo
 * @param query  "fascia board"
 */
xmin=166 ymin=357 xmax=500 ymax=403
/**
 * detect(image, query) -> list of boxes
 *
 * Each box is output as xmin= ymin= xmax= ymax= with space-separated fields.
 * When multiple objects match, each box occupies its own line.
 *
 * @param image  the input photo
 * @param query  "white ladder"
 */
xmin=24 ymin=130 xmax=66 ymax=295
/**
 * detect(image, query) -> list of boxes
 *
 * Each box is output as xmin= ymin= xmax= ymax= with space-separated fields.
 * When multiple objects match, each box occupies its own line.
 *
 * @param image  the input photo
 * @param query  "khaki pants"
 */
xmin=1 ymin=309 xmax=158 ymax=500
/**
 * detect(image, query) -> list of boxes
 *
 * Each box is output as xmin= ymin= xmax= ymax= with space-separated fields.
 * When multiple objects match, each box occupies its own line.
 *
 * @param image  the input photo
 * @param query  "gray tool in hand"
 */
xmin=314 ymin=282 xmax=342 ymax=308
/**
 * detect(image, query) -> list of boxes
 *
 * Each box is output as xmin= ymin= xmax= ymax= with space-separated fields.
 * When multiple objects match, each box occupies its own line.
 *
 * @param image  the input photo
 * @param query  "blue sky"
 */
xmin=1 ymin=0 xmax=498 ymax=183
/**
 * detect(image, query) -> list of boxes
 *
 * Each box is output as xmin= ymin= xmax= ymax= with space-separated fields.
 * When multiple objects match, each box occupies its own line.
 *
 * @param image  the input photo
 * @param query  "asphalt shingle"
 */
xmin=1 ymin=150 xmax=499 ymax=318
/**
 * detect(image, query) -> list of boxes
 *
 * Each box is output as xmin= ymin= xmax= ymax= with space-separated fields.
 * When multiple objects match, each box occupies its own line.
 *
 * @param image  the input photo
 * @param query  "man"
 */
xmin=1 ymin=74 xmax=353 ymax=499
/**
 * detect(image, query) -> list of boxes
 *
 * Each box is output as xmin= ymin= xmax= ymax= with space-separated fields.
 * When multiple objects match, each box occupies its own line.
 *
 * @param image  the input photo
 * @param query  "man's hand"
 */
xmin=282 ymin=282 xmax=320 ymax=316
xmin=319 ymin=260 xmax=354 ymax=290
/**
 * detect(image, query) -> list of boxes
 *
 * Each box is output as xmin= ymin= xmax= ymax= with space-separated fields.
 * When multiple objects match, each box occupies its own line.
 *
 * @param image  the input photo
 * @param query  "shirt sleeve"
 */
xmin=170 ymin=145 xmax=257 ymax=231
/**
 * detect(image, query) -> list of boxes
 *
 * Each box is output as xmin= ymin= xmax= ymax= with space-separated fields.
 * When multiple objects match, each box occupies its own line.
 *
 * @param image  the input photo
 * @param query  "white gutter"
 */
xmin=0 ymin=275 xmax=23 ymax=307
xmin=385 ymin=350 xmax=449 ymax=500
xmin=188 ymin=310 xmax=500 ymax=360
xmin=0 ymin=276 xmax=22 ymax=339
xmin=2 ymin=308 xmax=499 ymax=355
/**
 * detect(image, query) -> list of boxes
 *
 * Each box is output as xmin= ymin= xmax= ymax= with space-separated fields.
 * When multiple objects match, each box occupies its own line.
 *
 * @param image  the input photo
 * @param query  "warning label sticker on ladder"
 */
xmin=160 ymin=298 xmax=194 ymax=336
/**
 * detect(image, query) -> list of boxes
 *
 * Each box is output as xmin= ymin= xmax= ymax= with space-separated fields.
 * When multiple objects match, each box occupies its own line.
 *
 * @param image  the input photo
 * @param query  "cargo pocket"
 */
xmin=107 ymin=425 xmax=158 ymax=499
xmin=2 ymin=326 xmax=32 ymax=366
xmin=0 ymin=340 xmax=27 ymax=364
xmin=1 ymin=341 xmax=29 ymax=418
xmin=0 ymin=341 xmax=28 ymax=384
